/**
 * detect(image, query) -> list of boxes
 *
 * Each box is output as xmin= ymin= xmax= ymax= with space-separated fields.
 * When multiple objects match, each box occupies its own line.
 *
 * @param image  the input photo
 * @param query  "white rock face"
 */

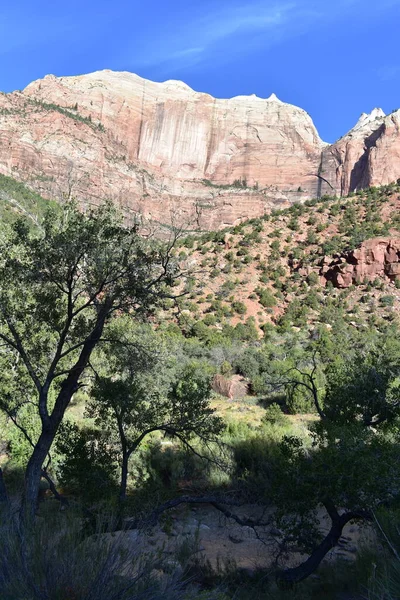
xmin=23 ymin=70 xmax=326 ymax=187
xmin=266 ymin=93 xmax=283 ymax=103
xmin=351 ymin=108 xmax=386 ymax=133
xmin=1 ymin=69 xmax=400 ymax=228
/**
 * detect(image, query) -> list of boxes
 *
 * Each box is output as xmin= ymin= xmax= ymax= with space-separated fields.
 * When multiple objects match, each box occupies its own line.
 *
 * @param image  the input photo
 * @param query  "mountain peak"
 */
xmin=266 ymin=93 xmax=283 ymax=103
xmin=351 ymin=108 xmax=386 ymax=132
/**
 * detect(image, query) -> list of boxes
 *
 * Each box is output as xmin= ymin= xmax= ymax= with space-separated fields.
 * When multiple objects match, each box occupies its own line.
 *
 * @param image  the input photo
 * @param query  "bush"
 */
xmin=232 ymin=435 xmax=282 ymax=498
xmin=307 ymin=272 xmax=319 ymax=286
xmin=232 ymin=301 xmax=247 ymax=315
xmin=255 ymin=287 xmax=276 ymax=308
xmin=0 ymin=512 xmax=192 ymax=600
xmin=55 ymin=422 xmax=118 ymax=502
xmin=262 ymin=403 xmax=289 ymax=426
xmin=146 ymin=442 xmax=210 ymax=490
xmin=381 ymin=295 xmax=395 ymax=307
xmin=286 ymin=384 xmax=315 ymax=414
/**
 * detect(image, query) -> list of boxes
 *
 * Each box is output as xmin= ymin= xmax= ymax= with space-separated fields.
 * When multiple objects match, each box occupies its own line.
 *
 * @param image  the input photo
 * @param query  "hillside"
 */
xmin=0 ymin=171 xmax=399 ymax=337
xmin=164 ymin=181 xmax=400 ymax=338
xmin=0 ymin=173 xmax=59 ymax=225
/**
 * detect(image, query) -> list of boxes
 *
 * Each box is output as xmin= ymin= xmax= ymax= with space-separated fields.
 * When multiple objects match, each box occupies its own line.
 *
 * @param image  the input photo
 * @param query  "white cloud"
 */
xmin=172 ymin=47 xmax=205 ymax=59
xmin=118 ymin=0 xmax=400 ymax=73
xmin=197 ymin=3 xmax=294 ymax=41
xmin=133 ymin=2 xmax=297 ymax=70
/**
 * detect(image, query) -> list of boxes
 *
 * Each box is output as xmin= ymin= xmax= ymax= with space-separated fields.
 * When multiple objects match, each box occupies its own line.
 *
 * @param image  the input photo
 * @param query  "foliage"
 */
xmin=0 ymin=511 xmax=194 ymax=600
xmin=323 ymin=350 xmax=400 ymax=426
xmin=55 ymin=422 xmax=119 ymax=502
xmin=31 ymin=98 xmax=105 ymax=131
xmin=0 ymin=173 xmax=59 ymax=226
xmin=2 ymin=180 xmax=400 ymax=591
xmin=262 ymin=403 xmax=289 ymax=426
xmin=86 ymin=319 xmax=224 ymax=499
xmin=270 ymin=425 xmax=400 ymax=551
xmin=0 ymin=201 xmax=182 ymax=511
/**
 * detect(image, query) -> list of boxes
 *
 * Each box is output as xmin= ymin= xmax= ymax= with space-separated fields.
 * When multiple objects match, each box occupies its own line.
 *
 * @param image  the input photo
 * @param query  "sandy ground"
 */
xmin=100 ymin=503 xmax=374 ymax=575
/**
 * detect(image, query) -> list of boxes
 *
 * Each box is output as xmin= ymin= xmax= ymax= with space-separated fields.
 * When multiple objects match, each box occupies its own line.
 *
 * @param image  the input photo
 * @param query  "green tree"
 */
xmin=87 ymin=321 xmax=223 ymax=502
xmin=272 ymin=424 xmax=400 ymax=584
xmin=0 ymin=203 xmax=182 ymax=516
xmin=323 ymin=352 xmax=400 ymax=426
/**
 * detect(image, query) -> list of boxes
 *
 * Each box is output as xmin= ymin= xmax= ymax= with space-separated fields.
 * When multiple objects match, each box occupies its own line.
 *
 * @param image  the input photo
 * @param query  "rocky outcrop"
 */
xmin=0 ymin=71 xmax=326 ymax=228
xmin=0 ymin=70 xmax=399 ymax=228
xmin=320 ymin=109 xmax=400 ymax=197
xmin=212 ymin=374 xmax=249 ymax=400
xmin=322 ymin=238 xmax=400 ymax=288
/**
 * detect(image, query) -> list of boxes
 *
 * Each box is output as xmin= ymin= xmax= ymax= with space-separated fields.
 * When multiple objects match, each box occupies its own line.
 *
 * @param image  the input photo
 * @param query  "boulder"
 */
xmin=212 ymin=374 xmax=249 ymax=400
xmin=323 ymin=238 xmax=400 ymax=288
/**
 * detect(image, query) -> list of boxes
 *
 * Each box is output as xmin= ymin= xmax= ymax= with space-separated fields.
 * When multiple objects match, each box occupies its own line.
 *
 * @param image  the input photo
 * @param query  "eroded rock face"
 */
xmin=0 ymin=71 xmax=326 ymax=228
xmin=320 ymin=109 xmax=400 ymax=197
xmin=322 ymin=238 xmax=400 ymax=288
xmin=1 ymin=70 xmax=400 ymax=228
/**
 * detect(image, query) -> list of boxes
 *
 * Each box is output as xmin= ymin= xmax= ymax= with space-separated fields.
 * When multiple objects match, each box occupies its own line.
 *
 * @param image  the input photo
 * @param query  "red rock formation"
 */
xmin=212 ymin=374 xmax=249 ymax=400
xmin=1 ymin=71 xmax=400 ymax=228
xmin=322 ymin=238 xmax=400 ymax=288
xmin=320 ymin=109 xmax=400 ymax=197
xmin=0 ymin=71 xmax=325 ymax=228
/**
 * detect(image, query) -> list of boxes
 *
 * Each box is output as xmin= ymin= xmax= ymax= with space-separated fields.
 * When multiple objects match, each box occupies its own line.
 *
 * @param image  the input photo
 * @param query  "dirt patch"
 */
xmin=114 ymin=503 xmax=374 ymax=574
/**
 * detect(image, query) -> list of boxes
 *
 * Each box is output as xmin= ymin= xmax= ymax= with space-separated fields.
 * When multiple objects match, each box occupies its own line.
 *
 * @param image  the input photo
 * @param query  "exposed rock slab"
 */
xmin=0 ymin=71 xmax=326 ymax=228
xmin=320 ymin=109 xmax=400 ymax=197
xmin=322 ymin=238 xmax=400 ymax=288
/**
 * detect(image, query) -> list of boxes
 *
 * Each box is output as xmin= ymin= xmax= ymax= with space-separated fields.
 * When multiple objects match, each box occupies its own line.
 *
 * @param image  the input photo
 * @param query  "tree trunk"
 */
xmin=22 ymin=429 xmax=55 ymax=518
xmin=21 ymin=305 xmax=110 ymax=519
xmin=119 ymin=450 xmax=129 ymax=503
xmin=276 ymin=508 xmax=371 ymax=585
xmin=0 ymin=467 xmax=8 ymax=503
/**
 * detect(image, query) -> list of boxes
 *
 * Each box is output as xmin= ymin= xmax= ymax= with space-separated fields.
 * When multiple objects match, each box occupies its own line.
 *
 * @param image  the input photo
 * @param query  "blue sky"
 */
xmin=0 ymin=0 xmax=399 ymax=142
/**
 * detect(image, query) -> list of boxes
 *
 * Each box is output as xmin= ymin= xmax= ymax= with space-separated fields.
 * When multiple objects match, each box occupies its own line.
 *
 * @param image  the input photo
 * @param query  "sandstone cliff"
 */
xmin=0 ymin=71 xmax=326 ymax=228
xmin=320 ymin=108 xmax=400 ymax=198
xmin=0 ymin=70 xmax=399 ymax=229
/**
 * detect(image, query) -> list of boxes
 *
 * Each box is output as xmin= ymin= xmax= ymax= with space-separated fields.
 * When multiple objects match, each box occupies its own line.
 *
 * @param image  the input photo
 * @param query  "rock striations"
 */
xmin=0 ymin=69 xmax=399 ymax=228
xmin=319 ymin=108 xmax=400 ymax=198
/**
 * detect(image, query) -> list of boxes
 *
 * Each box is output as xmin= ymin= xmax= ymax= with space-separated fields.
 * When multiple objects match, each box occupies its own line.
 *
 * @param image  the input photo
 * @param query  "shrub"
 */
xmin=55 ymin=423 xmax=118 ymax=502
xmin=306 ymin=231 xmax=318 ymax=245
xmin=381 ymin=295 xmax=395 ymax=307
xmin=0 ymin=512 xmax=191 ymax=600
xmin=232 ymin=301 xmax=247 ymax=315
xmin=307 ymin=272 xmax=319 ymax=286
xmin=286 ymin=384 xmax=315 ymax=414
xmin=255 ymin=287 xmax=276 ymax=308
xmin=262 ymin=403 xmax=289 ymax=426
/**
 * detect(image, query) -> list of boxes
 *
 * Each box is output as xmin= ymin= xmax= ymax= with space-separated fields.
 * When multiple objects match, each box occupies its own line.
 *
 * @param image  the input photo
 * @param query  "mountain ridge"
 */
xmin=0 ymin=69 xmax=399 ymax=229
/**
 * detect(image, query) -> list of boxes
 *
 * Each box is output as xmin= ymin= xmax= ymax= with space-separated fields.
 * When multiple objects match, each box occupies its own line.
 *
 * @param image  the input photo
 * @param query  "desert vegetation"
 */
xmin=1 ymin=176 xmax=400 ymax=599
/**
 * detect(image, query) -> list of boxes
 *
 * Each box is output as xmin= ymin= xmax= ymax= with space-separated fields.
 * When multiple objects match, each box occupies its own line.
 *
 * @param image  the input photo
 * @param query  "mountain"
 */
xmin=0 ymin=70 xmax=399 ymax=229
xmin=320 ymin=107 xmax=400 ymax=198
